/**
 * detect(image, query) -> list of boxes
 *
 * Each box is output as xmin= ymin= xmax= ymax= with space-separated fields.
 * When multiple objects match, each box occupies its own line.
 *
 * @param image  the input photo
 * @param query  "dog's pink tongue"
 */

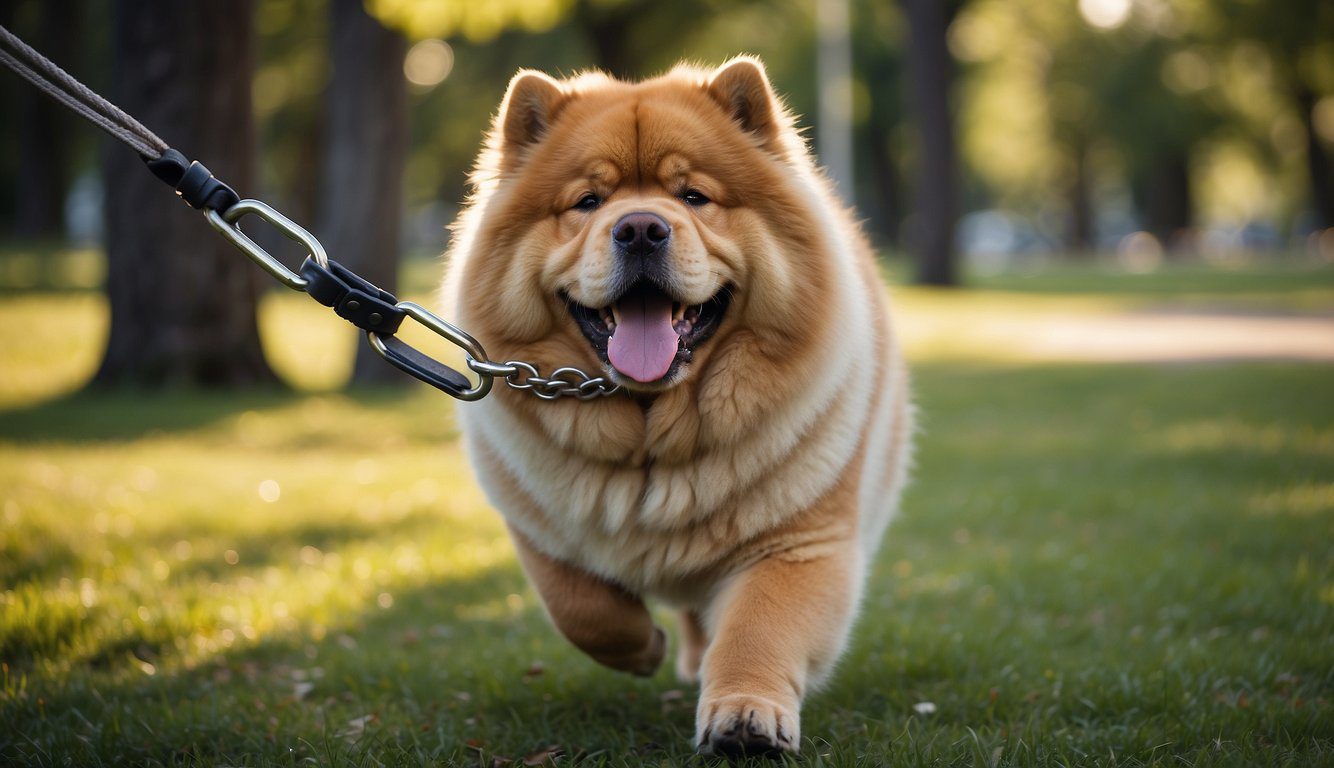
xmin=608 ymin=291 xmax=678 ymax=383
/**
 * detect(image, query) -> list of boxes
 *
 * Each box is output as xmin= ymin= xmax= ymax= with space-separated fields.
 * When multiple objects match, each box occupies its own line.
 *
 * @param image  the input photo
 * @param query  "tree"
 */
xmin=96 ymin=0 xmax=275 ymax=387
xmin=1213 ymin=0 xmax=1334 ymax=231
xmin=570 ymin=0 xmax=723 ymax=79
xmin=852 ymin=0 xmax=907 ymax=249
xmin=317 ymin=0 xmax=408 ymax=385
xmin=7 ymin=0 xmax=80 ymax=240
xmin=900 ymin=0 xmax=962 ymax=285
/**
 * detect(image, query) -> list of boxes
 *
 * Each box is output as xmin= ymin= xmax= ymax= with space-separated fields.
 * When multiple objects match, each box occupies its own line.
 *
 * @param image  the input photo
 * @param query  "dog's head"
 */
xmin=455 ymin=57 xmax=836 ymax=401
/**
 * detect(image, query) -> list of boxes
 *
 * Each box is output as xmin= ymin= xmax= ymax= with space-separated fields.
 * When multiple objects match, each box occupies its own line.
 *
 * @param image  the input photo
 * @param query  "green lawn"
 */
xmin=1 ymin=259 xmax=1331 ymax=766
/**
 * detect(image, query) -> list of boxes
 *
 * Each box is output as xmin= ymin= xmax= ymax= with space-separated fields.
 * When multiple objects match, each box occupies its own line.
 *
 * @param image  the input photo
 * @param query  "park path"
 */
xmin=899 ymin=303 xmax=1334 ymax=363
xmin=977 ymin=310 xmax=1334 ymax=363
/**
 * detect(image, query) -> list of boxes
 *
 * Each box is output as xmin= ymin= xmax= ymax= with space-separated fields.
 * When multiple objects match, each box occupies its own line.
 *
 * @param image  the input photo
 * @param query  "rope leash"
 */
xmin=0 ymin=25 xmax=620 ymax=403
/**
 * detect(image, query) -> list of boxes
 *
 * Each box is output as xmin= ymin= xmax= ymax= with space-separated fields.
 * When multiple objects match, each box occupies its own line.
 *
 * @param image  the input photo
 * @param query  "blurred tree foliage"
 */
xmin=1207 ymin=0 xmax=1334 ymax=230
xmin=953 ymin=0 xmax=1332 ymax=253
xmin=3 ymin=0 xmax=1330 ymax=271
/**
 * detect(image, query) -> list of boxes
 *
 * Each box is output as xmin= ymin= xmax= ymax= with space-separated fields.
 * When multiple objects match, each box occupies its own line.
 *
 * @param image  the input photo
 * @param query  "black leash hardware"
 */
xmin=299 ymin=258 xmax=483 ymax=399
xmin=206 ymin=199 xmax=493 ymax=400
xmin=367 ymin=302 xmax=493 ymax=401
xmin=300 ymin=257 xmax=407 ymax=334
xmin=145 ymin=149 xmax=240 ymax=211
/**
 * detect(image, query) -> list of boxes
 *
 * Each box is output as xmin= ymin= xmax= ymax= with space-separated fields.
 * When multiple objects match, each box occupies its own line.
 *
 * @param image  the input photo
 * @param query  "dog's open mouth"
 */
xmin=566 ymin=283 xmax=730 ymax=384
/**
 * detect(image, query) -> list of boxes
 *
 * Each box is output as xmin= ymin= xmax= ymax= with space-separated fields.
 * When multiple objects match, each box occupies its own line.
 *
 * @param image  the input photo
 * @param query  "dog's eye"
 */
xmin=573 ymin=194 xmax=601 ymax=212
xmin=682 ymin=189 xmax=711 ymax=207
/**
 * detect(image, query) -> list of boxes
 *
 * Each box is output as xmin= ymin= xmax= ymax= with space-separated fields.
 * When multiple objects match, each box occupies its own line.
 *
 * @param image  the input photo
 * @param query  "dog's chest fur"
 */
xmin=458 ymin=248 xmax=905 ymax=604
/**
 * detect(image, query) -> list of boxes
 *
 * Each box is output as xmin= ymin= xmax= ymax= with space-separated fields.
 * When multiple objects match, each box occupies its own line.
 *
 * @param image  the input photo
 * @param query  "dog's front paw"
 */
xmin=695 ymin=693 xmax=799 ymax=758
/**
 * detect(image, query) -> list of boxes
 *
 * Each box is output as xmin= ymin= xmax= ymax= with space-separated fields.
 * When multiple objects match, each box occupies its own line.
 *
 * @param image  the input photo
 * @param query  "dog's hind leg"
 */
xmin=508 ymin=526 xmax=665 ymax=677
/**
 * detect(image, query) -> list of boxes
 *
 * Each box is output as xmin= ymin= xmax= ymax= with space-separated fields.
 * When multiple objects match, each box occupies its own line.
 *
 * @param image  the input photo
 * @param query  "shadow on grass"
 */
xmin=0 ymin=384 xmax=441 ymax=445
xmin=2 ymin=558 xmax=706 ymax=766
xmin=0 ymin=387 xmax=303 ymax=443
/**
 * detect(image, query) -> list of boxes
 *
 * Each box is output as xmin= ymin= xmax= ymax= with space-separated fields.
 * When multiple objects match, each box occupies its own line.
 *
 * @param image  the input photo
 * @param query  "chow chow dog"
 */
xmin=442 ymin=56 xmax=912 ymax=757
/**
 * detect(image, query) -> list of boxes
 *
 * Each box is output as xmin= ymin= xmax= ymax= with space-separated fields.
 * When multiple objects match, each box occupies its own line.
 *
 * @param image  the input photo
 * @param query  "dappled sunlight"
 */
xmin=1248 ymin=483 xmax=1334 ymax=519
xmin=1 ymin=427 xmax=513 ymax=684
xmin=1155 ymin=419 xmax=1334 ymax=458
xmin=0 ymin=359 xmax=506 ymax=686
xmin=260 ymin=288 xmax=468 ymax=393
xmin=259 ymin=293 xmax=357 ymax=392
xmin=0 ymin=294 xmax=104 ymax=408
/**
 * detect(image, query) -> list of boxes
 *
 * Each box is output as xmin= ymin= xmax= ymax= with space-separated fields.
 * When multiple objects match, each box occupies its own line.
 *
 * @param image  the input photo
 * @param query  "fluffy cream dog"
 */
xmin=442 ymin=56 xmax=912 ymax=757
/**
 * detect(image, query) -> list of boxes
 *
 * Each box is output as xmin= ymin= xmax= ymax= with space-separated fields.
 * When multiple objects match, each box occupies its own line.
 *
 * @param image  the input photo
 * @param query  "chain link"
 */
xmin=467 ymin=358 xmax=620 ymax=401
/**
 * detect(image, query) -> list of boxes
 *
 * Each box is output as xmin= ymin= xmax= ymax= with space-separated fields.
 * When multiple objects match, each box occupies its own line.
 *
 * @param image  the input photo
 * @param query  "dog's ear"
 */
xmin=707 ymin=56 xmax=784 ymax=151
xmin=499 ymin=70 xmax=566 ymax=151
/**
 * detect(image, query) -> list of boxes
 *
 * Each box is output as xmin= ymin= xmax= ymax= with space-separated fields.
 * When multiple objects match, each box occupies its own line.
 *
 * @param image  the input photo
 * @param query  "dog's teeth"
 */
xmin=672 ymin=302 xmax=686 ymax=323
xmin=608 ymin=305 xmax=620 ymax=328
xmin=600 ymin=307 xmax=615 ymax=331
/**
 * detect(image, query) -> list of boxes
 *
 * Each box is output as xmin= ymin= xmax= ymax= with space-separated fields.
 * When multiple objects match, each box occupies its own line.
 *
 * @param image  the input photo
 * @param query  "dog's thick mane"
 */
xmin=442 ymin=59 xmax=908 ymax=595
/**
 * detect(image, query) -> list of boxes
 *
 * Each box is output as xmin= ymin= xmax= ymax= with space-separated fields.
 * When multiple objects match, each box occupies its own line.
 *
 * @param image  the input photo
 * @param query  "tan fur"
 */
xmin=442 ymin=56 xmax=913 ymax=757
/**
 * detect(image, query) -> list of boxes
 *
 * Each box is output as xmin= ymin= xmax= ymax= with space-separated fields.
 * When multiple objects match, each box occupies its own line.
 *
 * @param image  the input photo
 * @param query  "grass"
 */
xmin=1 ymin=254 xmax=1331 ymax=766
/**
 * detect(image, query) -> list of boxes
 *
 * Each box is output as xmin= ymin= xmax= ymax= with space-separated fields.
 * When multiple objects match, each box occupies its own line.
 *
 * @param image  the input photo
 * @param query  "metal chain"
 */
xmin=469 ymin=360 xmax=620 ymax=401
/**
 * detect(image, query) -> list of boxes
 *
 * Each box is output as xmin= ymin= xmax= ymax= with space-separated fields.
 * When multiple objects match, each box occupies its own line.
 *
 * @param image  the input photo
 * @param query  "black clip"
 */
xmin=144 ymin=148 xmax=240 ymax=211
xmin=299 ymin=257 xmax=407 ymax=334
xmin=371 ymin=334 xmax=474 ymax=396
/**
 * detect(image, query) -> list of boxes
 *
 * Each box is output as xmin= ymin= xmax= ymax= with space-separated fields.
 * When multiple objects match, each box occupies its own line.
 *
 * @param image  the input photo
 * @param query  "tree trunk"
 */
xmin=866 ymin=131 xmax=902 ymax=249
xmin=95 ymin=0 xmax=275 ymax=388
xmin=1140 ymin=150 xmax=1193 ymax=253
xmin=581 ymin=4 xmax=636 ymax=78
xmin=12 ymin=0 xmax=78 ymax=240
xmin=316 ymin=0 xmax=408 ymax=386
xmin=1297 ymin=85 xmax=1333 ymax=231
xmin=1067 ymin=136 xmax=1094 ymax=255
xmin=900 ymin=0 xmax=960 ymax=286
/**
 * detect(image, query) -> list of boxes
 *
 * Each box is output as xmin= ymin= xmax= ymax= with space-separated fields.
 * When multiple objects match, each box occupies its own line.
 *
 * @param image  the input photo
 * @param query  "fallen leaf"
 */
xmin=523 ymin=662 xmax=545 ymax=680
xmin=522 ymin=745 xmax=563 ymax=765
xmin=340 ymin=714 xmax=374 ymax=741
xmin=659 ymin=689 xmax=684 ymax=702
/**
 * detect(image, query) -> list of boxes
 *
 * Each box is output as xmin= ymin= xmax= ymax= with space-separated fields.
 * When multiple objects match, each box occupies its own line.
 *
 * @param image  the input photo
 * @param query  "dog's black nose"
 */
xmin=612 ymin=212 xmax=671 ymax=258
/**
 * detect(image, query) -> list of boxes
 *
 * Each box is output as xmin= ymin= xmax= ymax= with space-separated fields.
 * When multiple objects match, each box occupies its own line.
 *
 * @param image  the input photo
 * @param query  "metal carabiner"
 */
xmin=205 ymin=199 xmax=328 ymax=292
xmin=367 ymin=301 xmax=495 ymax=401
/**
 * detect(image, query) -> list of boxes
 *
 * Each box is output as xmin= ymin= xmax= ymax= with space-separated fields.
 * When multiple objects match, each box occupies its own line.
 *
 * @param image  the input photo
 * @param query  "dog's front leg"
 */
xmin=509 ymin=526 xmax=666 ymax=677
xmin=695 ymin=540 xmax=859 ymax=757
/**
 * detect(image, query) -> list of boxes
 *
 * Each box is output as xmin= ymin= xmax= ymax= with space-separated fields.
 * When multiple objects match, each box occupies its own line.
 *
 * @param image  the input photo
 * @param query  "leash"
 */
xmin=0 ymin=25 xmax=619 ymax=403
